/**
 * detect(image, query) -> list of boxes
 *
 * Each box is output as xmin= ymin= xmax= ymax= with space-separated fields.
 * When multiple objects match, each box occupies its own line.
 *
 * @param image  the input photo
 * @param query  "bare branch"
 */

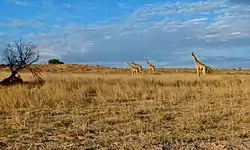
xmin=1 ymin=39 xmax=40 ymax=73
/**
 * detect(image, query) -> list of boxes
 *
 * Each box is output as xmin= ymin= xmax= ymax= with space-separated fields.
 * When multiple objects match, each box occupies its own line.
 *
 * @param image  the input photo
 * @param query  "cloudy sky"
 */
xmin=0 ymin=0 xmax=250 ymax=68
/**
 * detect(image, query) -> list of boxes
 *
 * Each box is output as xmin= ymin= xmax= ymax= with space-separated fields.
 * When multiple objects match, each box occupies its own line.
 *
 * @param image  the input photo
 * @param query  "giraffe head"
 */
xmin=191 ymin=52 xmax=195 ymax=57
xmin=126 ymin=61 xmax=132 ymax=65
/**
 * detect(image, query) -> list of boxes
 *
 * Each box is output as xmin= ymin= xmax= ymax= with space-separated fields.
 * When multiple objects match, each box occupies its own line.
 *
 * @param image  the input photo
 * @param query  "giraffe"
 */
xmin=126 ymin=62 xmax=139 ymax=75
xmin=191 ymin=52 xmax=206 ymax=77
xmin=145 ymin=58 xmax=156 ymax=73
xmin=131 ymin=61 xmax=143 ymax=74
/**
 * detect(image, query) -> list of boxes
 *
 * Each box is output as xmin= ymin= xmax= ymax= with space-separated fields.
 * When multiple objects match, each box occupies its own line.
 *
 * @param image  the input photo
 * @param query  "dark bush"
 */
xmin=48 ymin=59 xmax=64 ymax=64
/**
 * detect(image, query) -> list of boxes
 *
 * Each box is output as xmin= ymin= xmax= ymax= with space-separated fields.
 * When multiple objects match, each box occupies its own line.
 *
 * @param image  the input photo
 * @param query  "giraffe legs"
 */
xmin=152 ymin=69 xmax=155 ymax=74
xmin=196 ymin=68 xmax=200 ymax=77
xmin=132 ymin=69 xmax=135 ymax=75
xmin=150 ymin=69 xmax=154 ymax=74
xmin=196 ymin=67 xmax=206 ymax=77
xmin=131 ymin=68 xmax=139 ymax=75
xmin=135 ymin=69 xmax=139 ymax=75
xmin=137 ymin=69 xmax=143 ymax=75
xmin=202 ymin=67 xmax=206 ymax=75
xmin=147 ymin=68 xmax=155 ymax=74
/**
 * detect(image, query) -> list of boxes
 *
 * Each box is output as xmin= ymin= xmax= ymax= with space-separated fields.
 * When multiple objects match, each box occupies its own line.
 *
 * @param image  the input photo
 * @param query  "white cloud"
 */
xmin=231 ymin=32 xmax=241 ymax=35
xmin=104 ymin=36 xmax=112 ymax=40
xmin=61 ymin=3 xmax=72 ymax=8
xmin=9 ymin=0 xmax=28 ymax=6
xmin=228 ymin=0 xmax=250 ymax=5
xmin=117 ymin=3 xmax=131 ymax=9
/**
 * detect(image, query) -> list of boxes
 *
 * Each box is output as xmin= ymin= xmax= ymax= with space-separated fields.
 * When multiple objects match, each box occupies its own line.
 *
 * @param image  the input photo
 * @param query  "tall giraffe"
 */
xmin=191 ymin=52 xmax=206 ymax=77
xmin=145 ymin=58 xmax=156 ymax=73
xmin=131 ymin=61 xmax=143 ymax=74
xmin=126 ymin=62 xmax=139 ymax=75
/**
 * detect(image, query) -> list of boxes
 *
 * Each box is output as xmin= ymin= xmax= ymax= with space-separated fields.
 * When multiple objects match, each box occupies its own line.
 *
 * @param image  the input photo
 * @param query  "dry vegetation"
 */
xmin=1 ymin=65 xmax=250 ymax=149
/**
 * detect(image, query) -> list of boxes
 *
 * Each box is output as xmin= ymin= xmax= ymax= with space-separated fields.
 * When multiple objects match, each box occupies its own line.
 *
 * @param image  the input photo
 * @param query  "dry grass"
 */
xmin=1 ymin=66 xmax=250 ymax=149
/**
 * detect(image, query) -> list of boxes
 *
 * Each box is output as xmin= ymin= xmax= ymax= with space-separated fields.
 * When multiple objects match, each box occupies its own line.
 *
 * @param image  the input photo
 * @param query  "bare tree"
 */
xmin=0 ymin=39 xmax=40 ymax=85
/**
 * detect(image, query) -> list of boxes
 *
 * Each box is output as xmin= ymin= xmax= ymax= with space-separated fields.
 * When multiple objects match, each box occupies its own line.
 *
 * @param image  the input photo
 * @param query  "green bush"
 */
xmin=48 ymin=59 xmax=64 ymax=64
xmin=205 ymin=65 xmax=213 ymax=74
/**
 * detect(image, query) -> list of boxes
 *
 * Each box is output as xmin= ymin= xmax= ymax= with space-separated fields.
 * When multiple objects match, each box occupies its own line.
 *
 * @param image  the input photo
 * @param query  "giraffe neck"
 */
xmin=132 ymin=62 xmax=138 ymax=66
xmin=145 ymin=59 xmax=152 ymax=66
xmin=192 ymin=55 xmax=201 ymax=64
xmin=127 ymin=62 xmax=134 ymax=68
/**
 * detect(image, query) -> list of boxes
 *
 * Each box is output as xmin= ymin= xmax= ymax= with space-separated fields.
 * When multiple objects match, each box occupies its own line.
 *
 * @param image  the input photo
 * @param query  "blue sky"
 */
xmin=0 ymin=0 xmax=250 ymax=68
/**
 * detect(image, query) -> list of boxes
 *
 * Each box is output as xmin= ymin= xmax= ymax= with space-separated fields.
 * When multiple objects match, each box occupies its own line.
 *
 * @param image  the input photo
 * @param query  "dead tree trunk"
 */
xmin=0 ymin=39 xmax=39 ymax=86
xmin=0 ymin=71 xmax=23 ymax=86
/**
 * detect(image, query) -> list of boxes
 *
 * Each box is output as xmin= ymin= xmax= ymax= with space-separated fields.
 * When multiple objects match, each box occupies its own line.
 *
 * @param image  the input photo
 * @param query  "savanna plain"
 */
xmin=1 ymin=65 xmax=250 ymax=150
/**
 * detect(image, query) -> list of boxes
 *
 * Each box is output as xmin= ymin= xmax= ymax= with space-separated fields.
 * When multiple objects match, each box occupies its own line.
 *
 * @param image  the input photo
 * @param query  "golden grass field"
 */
xmin=1 ymin=64 xmax=250 ymax=149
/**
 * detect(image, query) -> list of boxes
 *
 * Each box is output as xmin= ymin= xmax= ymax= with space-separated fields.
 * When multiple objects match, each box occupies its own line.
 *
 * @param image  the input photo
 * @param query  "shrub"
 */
xmin=48 ymin=59 xmax=64 ymax=64
xmin=205 ymin=65 xmax=213 ymax=74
